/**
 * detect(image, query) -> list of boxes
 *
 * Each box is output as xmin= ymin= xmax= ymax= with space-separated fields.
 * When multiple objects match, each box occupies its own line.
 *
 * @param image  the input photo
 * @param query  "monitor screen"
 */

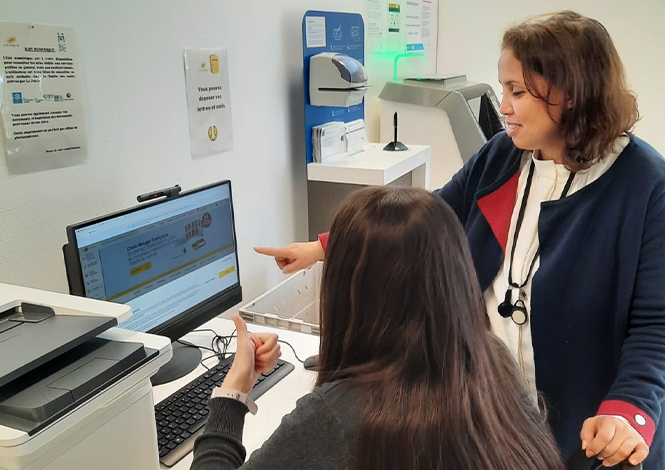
xmin=63 ymin=180 xmax=241 ymax=339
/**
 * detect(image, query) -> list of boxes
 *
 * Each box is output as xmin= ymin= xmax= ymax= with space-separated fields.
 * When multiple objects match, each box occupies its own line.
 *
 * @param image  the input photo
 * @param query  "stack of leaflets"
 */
xmin=312 ymin=119 xmax=367 ymax=162
xmin=344 ymin=119 xmax=367 ymax=156
xmin=312 ymin=121 xmax=346 ymax=163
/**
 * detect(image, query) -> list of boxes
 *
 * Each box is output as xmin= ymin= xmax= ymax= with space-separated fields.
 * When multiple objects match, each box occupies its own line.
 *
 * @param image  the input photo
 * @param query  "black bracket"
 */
xmin=137 ymin=184 xmax=181 ymax=203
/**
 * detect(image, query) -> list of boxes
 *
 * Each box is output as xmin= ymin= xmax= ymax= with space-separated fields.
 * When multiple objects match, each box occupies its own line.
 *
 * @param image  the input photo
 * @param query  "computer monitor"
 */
xmin=62 ymin=180 xmax=242 ymax=385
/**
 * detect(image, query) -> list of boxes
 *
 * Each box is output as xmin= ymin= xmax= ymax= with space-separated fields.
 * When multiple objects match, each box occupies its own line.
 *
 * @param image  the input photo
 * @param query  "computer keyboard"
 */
xmin=154 ymin=355 xmax=294 ymax=467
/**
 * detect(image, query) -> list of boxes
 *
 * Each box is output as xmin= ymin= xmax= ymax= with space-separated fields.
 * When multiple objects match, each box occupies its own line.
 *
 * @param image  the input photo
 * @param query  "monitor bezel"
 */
xmin=63 ymin=180 xmax=242 ymax=342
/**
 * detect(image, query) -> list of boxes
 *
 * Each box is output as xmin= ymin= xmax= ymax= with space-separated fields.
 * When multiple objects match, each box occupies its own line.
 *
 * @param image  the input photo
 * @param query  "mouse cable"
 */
xmin=277 ymin=339 xmax=306 ymax=364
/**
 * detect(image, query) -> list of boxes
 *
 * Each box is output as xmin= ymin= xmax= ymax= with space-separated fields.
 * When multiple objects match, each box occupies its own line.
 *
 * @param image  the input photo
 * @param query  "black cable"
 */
xmin=200 ymin=353 xmax=228 ymax=370
xmin=213 ymin=331 xmax=236 ymax=359
xmin=180 ymin=328 xmax=309 ymax=367
xmin=190 ymin=328 xmax=222 ymax=335
xmin=278 ymin=339 xmax=307 ymax=364
xmin=176 ymin=339 xmax=218 ymax=355
xmin=177 ymin=333 xmax=235 ymax=369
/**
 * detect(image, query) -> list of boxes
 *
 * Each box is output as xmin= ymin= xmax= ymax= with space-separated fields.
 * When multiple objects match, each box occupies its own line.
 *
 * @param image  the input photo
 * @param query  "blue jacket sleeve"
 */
xmin=433 ymin=151 xmax=478 ymax=224
xmin=599 ymin=186 xmax=665 ymax=446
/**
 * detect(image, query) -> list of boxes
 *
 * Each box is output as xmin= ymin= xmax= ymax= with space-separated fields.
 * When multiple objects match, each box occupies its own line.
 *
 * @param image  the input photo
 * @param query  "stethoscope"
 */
xmin=497 ymin=160 xmax=575 ymax=325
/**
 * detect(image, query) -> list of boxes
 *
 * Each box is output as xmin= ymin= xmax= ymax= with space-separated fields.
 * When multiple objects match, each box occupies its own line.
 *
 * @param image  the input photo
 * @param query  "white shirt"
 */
xmin=483 ymin=136 xmax=629 ymax=397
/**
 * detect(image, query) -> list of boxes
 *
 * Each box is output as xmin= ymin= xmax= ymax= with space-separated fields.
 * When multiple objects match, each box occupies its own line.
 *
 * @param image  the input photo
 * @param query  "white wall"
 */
xmin=437 ymin=0 xmax=665 ymax=155
xmin=0 ymin=0 xmax=364 ymax=305
xmin=5 ymin=1 xmax=661 ymax=305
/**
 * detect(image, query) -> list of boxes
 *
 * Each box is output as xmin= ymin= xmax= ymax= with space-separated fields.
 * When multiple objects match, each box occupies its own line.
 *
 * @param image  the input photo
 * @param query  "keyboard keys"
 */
xmin=155 ymin=356 xmax=294 ymax=468
xmin=186 ymin=418 xmax=207 ymax=434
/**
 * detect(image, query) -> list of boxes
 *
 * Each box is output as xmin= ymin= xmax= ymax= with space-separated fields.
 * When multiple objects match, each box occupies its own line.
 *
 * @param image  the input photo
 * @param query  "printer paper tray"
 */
xmin=0 ymin=337 xmax=157 ymax=436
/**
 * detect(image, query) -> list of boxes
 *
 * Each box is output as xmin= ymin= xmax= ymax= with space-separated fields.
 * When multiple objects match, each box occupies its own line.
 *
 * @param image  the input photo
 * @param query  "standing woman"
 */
xmin=256 ymin=11 xmax=665 ymax=469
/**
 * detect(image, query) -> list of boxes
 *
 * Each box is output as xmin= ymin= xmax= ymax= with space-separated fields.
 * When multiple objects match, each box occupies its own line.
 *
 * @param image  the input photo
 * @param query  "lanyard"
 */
xmin=498 ymin=160 xmax=575 ymax=325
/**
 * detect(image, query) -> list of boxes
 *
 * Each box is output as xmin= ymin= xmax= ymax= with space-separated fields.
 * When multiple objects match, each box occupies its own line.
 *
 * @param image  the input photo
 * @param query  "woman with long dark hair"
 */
xmin=191 ymin=186 xmax=564 ymax=470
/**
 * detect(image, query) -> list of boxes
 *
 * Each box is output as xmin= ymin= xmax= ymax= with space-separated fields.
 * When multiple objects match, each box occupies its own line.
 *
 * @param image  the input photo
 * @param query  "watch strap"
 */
xmin=212 ymin=387 xmax=258 ymax=415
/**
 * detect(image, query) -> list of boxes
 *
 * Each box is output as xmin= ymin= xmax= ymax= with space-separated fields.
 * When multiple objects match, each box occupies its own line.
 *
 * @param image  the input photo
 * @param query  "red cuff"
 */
xmin=318 ymin=232 xmax=329 ymax=251
xmin=597 ymin=400 xmax=655 ymax=446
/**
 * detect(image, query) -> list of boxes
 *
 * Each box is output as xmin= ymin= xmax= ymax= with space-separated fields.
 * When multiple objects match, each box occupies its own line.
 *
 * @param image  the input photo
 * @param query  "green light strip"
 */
xmin=393 ymin=53 xmax=425 ymax=82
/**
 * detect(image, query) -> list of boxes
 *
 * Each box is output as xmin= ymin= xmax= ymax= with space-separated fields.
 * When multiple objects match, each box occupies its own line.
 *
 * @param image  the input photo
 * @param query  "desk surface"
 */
xmin=307 ymin=143 xmax=430 ymax=186
xmin=153 ymin=317 xmax=320 ymax=470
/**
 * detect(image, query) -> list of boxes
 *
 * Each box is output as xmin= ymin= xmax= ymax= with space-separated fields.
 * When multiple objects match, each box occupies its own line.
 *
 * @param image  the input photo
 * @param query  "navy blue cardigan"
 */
xmin=436 ymin=132 xmax=665 ymax=467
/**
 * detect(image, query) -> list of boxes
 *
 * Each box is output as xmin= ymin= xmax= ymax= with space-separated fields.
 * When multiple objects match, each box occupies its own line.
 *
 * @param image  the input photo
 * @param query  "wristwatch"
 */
xmin=211 ymin=387 xmax=258 ymax=415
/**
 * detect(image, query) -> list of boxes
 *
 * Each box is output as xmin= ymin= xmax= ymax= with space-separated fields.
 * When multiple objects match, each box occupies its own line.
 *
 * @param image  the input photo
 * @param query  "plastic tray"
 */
xmin=239 ymin=262 xmax=322 ymax=335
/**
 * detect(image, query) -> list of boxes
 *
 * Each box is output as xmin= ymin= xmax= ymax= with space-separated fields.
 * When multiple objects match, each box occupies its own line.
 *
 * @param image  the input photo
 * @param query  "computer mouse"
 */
xmin=303 ymin=355 xmax=318 ymax=371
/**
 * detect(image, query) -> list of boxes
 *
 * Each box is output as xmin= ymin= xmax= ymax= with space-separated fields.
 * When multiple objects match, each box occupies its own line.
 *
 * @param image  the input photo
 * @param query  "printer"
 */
xmin=309 ymin=53 xmax=368 ymax=107
xmin=0 ymin=283 xmax=171 ymax=470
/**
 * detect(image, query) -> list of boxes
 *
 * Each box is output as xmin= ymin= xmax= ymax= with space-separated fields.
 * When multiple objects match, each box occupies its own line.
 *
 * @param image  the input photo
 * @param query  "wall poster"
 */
xmin=0 ymin=22 xmax=87 ymax=175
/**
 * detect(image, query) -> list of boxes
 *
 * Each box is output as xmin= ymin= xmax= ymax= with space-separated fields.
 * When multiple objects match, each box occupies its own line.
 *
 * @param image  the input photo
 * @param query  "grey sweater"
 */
xmin=191 ymin=381 xmax=359 ymax=470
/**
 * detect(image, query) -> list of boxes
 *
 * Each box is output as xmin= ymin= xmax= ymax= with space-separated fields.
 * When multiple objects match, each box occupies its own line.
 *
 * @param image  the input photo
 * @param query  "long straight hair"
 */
xmin=316 ymin=187 xmax=564 ymax=470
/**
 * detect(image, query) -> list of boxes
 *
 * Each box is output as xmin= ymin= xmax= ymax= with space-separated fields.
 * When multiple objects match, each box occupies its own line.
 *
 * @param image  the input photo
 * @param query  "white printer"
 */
xmin=0 ymin=283 xmax=171 ymax=470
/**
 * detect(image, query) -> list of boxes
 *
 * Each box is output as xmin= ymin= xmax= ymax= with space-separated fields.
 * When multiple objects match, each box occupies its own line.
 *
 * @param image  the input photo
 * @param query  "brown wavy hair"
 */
xmin=502 ymin=10 xmax=638 ymax=171
xmin=316 ymin=186 xmax=564 ymax=470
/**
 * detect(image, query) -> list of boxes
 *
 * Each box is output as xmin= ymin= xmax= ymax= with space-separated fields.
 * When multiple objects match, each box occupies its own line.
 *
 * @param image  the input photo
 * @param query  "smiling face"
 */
xmin=498 ymin=49 xmax=567 ymax=163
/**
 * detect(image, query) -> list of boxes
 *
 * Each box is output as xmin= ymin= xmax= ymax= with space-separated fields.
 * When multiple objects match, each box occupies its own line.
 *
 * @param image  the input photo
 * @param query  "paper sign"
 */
xmin=0 ymin=22 xmax=87 ymax=174
xmin=305 ymin=17 xmax=327 ymax=48
xmin=184 ymin=48 xmax=234 ymax=158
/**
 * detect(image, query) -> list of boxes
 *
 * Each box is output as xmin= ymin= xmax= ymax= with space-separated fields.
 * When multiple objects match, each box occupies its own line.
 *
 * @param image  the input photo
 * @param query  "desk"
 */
xmin=307 ymin=143 xmax=431 ymax=187
xmin=306 ymin=143 xmax=431 ymax=240
xmin=153 ymin=317 xmax=320 ymax=470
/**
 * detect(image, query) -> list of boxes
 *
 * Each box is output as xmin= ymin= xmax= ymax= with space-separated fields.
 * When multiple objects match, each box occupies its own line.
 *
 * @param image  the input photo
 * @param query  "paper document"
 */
xmin=312 ymin=121 xmax=346 ymax=163
xmin=345 ymin=119 xmax=367 ymax=156
xmin=0 ymin=22 xmax=88 ymax=174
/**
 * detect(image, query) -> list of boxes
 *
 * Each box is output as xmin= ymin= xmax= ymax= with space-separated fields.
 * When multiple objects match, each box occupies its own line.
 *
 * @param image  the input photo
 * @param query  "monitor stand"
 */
xmin=150 ymin=341 xmax=202 ymax=386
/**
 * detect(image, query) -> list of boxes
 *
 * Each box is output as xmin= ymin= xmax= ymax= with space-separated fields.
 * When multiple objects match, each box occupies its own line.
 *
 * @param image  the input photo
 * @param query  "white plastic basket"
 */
xmin=239 ymin=262 xmax=322 ymax=335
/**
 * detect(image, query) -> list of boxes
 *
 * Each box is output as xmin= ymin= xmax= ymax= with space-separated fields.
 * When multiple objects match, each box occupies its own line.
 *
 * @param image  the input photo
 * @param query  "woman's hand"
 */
xmin=580 ymin=415 xmax=649 ymax=467
xmin=254 ymin=242 xmax=324 ymax=274
xmin=221 ymin=315 xmax=281 ymax=394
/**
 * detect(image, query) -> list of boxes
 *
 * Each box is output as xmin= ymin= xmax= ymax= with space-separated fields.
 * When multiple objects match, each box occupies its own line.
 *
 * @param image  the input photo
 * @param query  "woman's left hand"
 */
xmin=221 ymin=314 xmax=281 ymax=394
xmin=580 ymin=415 xmax=649 ymax=467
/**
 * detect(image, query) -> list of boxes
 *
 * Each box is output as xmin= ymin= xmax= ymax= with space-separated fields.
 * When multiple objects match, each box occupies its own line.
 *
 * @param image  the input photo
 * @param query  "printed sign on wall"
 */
xmin=184 ymin=48 xmax=234 ymax=158
xmin=0 ymin=22 xmax=87 ymax=174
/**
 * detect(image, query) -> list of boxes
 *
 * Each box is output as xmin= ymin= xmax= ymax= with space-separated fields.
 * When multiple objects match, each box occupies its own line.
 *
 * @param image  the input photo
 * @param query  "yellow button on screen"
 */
xmin=219 ymin=266 xmax=236 ymax=278
xmin=130 ymin=262 xmax=152 ymax=276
